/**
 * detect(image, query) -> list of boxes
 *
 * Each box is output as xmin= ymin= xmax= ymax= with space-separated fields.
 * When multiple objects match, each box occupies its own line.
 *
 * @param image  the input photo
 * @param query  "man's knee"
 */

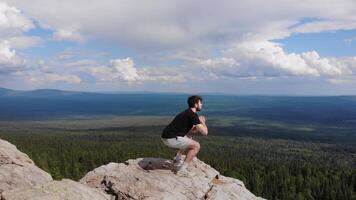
xmin=189 ymin=141 xmax=200 ymax=151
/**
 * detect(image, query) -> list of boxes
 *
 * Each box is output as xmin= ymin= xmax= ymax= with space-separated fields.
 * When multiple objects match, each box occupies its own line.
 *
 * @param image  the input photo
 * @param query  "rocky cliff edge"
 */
xmin=0 ymin=138 xmax=265 ymax=200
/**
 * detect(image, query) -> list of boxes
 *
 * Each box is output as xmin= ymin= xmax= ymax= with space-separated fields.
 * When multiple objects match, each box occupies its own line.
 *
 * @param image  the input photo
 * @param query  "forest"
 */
xmin=0 ymin=116 xmax=354 ymax=200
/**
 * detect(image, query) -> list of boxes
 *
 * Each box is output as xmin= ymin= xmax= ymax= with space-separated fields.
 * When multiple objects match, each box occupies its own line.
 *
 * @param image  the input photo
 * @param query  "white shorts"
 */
xmin=161 ymin=136 xmax=192 ymax=150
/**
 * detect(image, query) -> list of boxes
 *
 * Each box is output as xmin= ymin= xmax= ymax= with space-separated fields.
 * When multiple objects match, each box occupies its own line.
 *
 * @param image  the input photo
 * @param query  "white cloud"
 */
xmin=3 ymin=0 xmax=356 ymax=50
xmin=1 ymin=0 xmax=356 ymax=94
xmin=87 ymin=43 xmax=356 ymax=86
xmin=0 ymin=40 xmax=15 ymax=58
xmin=138 ymin=66 xmax=193 ymax=83
xmin=293 ymin=20 xmax=356 ymax=34
xmin=89 ymin=57 xmax=197 ymax=83
xmin=198 ymin=57 xmax=237 ymax=68
xmin=7 ymin=36 xmax=43 ymax=48
xmin=89 ymin=65 xmax=116 ymax=82
xmin=52 ymin=27 xmax=86 ymax=42
xmin=29 ymin=72 xmax=81 ymax=84
xmin=0 ymin=2 xmax=33 ymax=37
xmin=161 ymin=40 xmax=355 ymax=83
xmin=220 ymin=40 xmax=353 ymax=78
xmin=0 ymin=2 xmax=38 ymax=75
xmin=328 ymin=78 xmax=355 ymax=84
xmin=0 ymin=40 xmax=25 ymax=71
xmin=301 ymin=51 xmax=351 ymax=76
xmin=64 ymin=59 xmax=96 ymax=67
xmin=89 ymin=59 xmax=141 ymax=83
xmin=110 ymin=58 xmax=139 ymax=82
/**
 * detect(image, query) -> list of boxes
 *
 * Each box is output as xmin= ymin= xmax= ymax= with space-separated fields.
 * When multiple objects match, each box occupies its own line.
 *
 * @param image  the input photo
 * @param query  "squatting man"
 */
xmin=161 ymin=95 xmax=208 ymax=176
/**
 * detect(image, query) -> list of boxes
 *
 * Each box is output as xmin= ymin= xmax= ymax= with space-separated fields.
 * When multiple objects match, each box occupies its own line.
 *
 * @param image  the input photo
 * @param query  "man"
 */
xmin=161 ymin=95 xmax=208 ymax=176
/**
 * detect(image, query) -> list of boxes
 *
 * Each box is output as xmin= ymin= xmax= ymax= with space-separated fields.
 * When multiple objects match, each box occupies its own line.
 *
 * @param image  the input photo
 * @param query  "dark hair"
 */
xmin=187 ymin=95 xmax=203 ymax=108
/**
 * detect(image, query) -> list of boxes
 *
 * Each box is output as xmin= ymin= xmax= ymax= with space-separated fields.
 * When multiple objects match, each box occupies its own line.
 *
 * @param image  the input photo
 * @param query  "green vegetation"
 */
xmin=0 ymin=116 xmax=355 ymax=200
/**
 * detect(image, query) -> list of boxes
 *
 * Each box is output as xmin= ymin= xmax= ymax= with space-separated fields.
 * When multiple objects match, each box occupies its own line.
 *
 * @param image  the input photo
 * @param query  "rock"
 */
xmin=80 ymin=157 xmax=265 ymax=200
xmin=205 ymin=175 xmax=265 ymax=200
xmin=1 ymin=179 xmax=111 ymax=200
xmin=0 ymin=139 xmax=52 ymax=194
xmin=0 ymin=138 xmax=265 ymax=200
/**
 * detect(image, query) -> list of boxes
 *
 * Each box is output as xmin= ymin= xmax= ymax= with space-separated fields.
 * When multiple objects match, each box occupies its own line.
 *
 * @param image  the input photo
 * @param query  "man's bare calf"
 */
xmin=185 ymin=140 xmax=200 ymax=163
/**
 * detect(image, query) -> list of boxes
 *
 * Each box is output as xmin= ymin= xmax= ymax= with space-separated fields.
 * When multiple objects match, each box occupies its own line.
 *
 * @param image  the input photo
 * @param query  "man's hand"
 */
xmin=194 ymin=115 xmax=208 ymax=136
xmin=190 ymin=126 xmax=198 ymax=133
xmin=199 ymin=115 xmax=206 ymax=123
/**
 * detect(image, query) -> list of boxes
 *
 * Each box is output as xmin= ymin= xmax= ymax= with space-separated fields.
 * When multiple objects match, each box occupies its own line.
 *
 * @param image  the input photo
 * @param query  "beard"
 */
xmin=196 ymin=107 xmax=201 ymax=111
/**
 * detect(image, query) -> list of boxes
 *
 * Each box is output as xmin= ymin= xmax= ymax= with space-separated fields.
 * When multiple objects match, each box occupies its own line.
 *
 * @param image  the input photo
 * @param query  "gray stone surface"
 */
xmin=0 ymin=137 xmax=265 ymax=200
xmin=80 ymin=157 xmax=265 ymax=200
xmin=0 ymin=139 xmax=52 ymax=194
xmin=1 ymin=179 xmax=110 ymax=200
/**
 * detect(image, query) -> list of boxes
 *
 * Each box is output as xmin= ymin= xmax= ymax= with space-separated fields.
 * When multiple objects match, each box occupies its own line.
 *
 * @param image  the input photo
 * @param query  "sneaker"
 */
xmin=173 ymin=154 xmax=181 ymax=162
xmin=174 ymin=159 xmax=184 ymax=168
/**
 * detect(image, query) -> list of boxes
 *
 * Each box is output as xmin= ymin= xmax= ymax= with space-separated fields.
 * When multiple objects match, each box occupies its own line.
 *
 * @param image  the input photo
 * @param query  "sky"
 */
xmin=1 ymin=0 xmax=356 ymax=95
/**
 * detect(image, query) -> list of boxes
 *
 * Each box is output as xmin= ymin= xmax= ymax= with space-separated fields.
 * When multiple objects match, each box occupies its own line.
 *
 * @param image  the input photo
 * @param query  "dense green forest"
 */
xmin=0 ymin=116 xmax=355 ymax=200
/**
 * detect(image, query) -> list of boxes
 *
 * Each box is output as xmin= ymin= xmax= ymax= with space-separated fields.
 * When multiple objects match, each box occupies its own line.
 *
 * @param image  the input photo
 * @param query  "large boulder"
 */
xmin=80 ymin=157 xmax=265 ymax=200
xmin=0 ymin=138 xmax=265 ymax=199
xmin=1 ymin=179 xmax=110 ymax=200
xmin=0 ymin=139 xmax=52 ymax=194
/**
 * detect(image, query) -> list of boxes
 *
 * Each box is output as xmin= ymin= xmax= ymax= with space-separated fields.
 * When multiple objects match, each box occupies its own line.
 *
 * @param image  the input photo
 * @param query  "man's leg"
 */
xmin=174 ymin=149 xmax=183 ymax=162
xmin=176 ymin=139 xmax=200 ymax=175
xmin=177 ymin=148 xmax=189 ymax=156
xmin=174 ymin=148 xmax=188 ymax=163
xmin=184 ymin=140 xmax=200 ymax=163
xmin=178 ymin=149 xmax=185 ymax=155
xmin=174 ymin=135 xmax=193 ymax=161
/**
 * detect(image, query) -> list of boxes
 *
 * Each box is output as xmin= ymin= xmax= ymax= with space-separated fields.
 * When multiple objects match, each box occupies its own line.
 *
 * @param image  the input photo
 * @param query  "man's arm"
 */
xmin=194 ymin=116 xmax=208 ymax=136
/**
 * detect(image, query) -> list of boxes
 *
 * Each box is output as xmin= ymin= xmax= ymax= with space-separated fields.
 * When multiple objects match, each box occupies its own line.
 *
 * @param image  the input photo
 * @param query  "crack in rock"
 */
xmin=101 ymin=176 xmax=138 ymax=200
xmin=203 ymin=184 xmax=216 ymax=200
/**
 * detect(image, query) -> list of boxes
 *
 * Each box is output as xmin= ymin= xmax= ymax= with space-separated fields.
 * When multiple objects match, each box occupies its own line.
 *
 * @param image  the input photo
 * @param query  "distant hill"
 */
xmin=0 ymin=88 xmax=174 ymax=97
xmin=0 ymin=87 xmax=13 ymax=95
xmin=0 ymin=88 xmax=188 ymax=119
xmin=1 ymin=87 xmax=356 ymax=126
xmin=0 ymin=88 xmax=93 ymax=98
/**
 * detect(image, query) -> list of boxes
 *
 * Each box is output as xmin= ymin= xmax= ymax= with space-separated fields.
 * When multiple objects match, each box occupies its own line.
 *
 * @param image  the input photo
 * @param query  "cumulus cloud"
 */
xmin=0 ymin=1 xmax=87 ymax=87
xmin=89 ymin=58 xmax=140 ymax=82
xmin=199 ymin=57 xmax=237 ymax=68
xmin=138 ymin=66 xmax=195 ymax=83
xmin=52 ymin=27 xmax=86 ymax=42
xmin=87 ymin=42 xmax=356 ymax=85
xmin=110 ymin=58 xmax=139 ymax=81
xmin=293 ymin=20 xmax=356 ymax=34
xmin=7 ymin=36 xmax=43 ymax=48
xmin=0 ymin=2 xmax=39 ymax=75
xmin=1 ymin=0 xmax=356 ymax=93
xmin=3 ymin=0 xmax=356 ymax=50
xmin=89 ymin=57 xmax=199 ymax=83
xmin=218 ymin=40 xmax=353 ymax=78
xmin=167 ymin=40 xmax=355 ymax=83
xmin=29 ymin=72 xmax=81 ymax=84
xmin=5 ymin=63 xmax=82 ymax=86
xmin=0 ymin=2 xmax=33 ymax=37
xmin=0 ymin=40 xmax=25 ymax=72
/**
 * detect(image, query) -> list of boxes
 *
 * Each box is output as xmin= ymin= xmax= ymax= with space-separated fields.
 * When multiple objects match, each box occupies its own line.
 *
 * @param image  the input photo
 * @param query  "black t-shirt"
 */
xmin=161 ymin=109 xmax=201 ymax=138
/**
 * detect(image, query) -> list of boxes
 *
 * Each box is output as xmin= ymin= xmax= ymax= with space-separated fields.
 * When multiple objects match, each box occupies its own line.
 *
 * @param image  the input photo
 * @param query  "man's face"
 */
xmin=195 ymin=100 xmax=203 ymax=111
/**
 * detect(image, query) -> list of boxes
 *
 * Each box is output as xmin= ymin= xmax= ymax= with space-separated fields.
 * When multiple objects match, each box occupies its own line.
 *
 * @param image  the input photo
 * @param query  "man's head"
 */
xmin=187 ymin=95 xmax=203 ymax=111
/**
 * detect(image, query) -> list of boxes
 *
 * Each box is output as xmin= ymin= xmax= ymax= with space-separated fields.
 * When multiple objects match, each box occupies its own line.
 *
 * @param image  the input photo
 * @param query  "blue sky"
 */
xmin=1 ymin=0 xmax=356 ymax=95
xmin=277 ymin=29 xmax=356 ymax=57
